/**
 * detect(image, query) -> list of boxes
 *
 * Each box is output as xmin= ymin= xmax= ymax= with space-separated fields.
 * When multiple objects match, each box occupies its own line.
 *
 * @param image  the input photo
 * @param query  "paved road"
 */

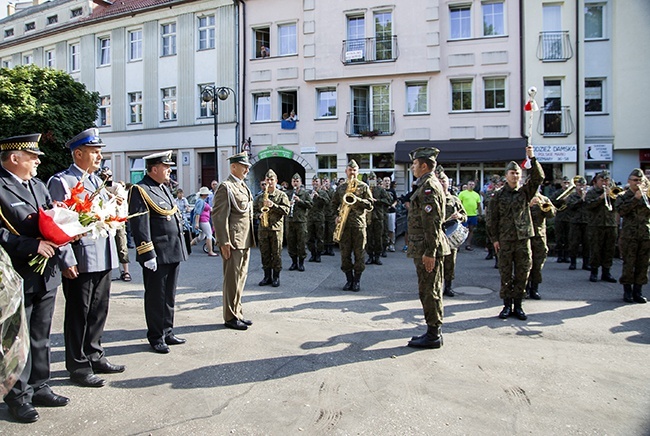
xmin=1 ymin=238 xmax=648 ymax=435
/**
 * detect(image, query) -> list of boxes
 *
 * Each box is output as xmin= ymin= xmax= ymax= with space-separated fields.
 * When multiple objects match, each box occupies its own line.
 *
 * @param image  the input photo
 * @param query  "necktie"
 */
xmin=23 ymin=180 xmax=39 ymax=207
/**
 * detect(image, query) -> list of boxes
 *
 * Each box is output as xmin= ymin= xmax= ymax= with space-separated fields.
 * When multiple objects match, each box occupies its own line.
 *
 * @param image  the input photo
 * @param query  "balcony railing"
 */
xmin=341 ymin=36 xmax=399 ymax=64
xmin=345 ymin=110 xmax=395 ymax=137
xmin=537 ymin=31 xmax=574 ymax=61
xmin=538 ymin=106 xmax=574 ymax=137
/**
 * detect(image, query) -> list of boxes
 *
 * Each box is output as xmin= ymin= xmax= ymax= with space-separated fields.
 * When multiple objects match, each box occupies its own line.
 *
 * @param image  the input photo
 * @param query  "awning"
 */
xmin=395 ymin=138 xmax=528 ymax=164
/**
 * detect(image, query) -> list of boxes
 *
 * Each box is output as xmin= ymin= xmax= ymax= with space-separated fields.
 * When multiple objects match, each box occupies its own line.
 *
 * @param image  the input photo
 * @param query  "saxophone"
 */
xmin=260 ymin=184 xmax=270 ymax=228
xmin=333 ymin=176 xmax=358 ymax=243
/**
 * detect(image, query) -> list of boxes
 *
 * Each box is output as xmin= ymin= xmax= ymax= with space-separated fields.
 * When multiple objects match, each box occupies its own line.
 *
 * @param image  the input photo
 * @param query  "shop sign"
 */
xmin=258 ymin=145 xmax=294 ymax=160
xmin=585 ymin=143 xmax=613 ymax=161
xmin=533 ymin=144 xmax=577 ymax=163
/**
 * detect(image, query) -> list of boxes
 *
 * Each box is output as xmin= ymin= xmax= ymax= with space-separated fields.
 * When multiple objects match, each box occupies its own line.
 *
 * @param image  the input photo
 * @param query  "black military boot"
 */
xmin=271 ymin=270 xmax=280 ymax=287
xmin=601 ymin=268 xmax=617 ymax=283
xmin=443 ymin=280 xmax=455 ymax=297
xmin=352 ymin=272 xmax=361 ymax=292
xmin=289 ymin=257 xmax=298 ymax=271
xmin=373 ymin=255 xmax=383 ymax=265
xmin=342 ymin=271 xmax=354 ymax=291
xmin=258 ymin=269 xmax=272 ymax=286
xmin=589 ymin=267 xmax=599 ymax=282
xmin=556 ymin=250 xmax=564 ymax=263
xmin=381 ymin=249 xmax=387 ymax=258
xmin=325 ymin=245 xmax=335 ymax=256
xmin=365 ymin=255 xmax=374 ymax=265
xmin=408 ymin=326 xmax=443 ymax=349
xmin=485 ymin=246 xmax=494 ymax=260
xmin=314 ymin=252 xmax=321 ymax=262
xmin=623 ymin=284 xmax=634 ymax=303
xmin=308 ymin=251 xmax=316 ymax=262
xmin=582 ymin=256 xmax=591 ymax=270
xmin=529 ymin=283 xmax=541 ymax=300
xmin=525 ymin=281 xmax=531 ymax=299
xmin=513 ymin=299 xmax=527 ymax=320
xmin=494 ymin=254 xmax=499 ymax=269
xmin=498 ymin=299 xmax=512 ymax=319
xmin=569 ymin=257 xmax=577 ymax=270
xmin=632 ymin=284 xmax=647 ymax=304
xmin=298 ymin=257 xmax=305 ymax=272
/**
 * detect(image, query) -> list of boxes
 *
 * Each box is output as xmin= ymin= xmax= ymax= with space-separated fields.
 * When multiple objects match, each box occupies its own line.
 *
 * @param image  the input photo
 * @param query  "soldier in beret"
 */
xmin=365 ymin=172 xmax=392 ymax=265
xmin=286 ymin=173 xmax=313 ymax=271
xmin=322 ymin=176 xmax=337 ymax=256
xmin=585 ymin=171 xmax=618 ymax=283
xmin=527 ymin=191 xmax=556 ymax=300
xmin=551 ymin=176 xmax=572 ymax=263
xmin=254 ymin=169 xmax=290 ymax=287
xmin=615 ymin=168 xmax=649 ymax=303
xmin=306 ymin=175 xmax=330 ymax=263
xmin=437 ymin=170 xmax=467 ymax=297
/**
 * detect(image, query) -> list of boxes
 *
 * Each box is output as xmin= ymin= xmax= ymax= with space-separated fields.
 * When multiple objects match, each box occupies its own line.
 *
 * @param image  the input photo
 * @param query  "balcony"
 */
xmin=345 ymin=110 xmax=395 ymax=137
xmin=538 ymin=106 xmax=574 ymax=137
xmin=536 ymin=31 xmax=574 ymax=62
xmin=341 ymin=36 xmax=399 ymax=64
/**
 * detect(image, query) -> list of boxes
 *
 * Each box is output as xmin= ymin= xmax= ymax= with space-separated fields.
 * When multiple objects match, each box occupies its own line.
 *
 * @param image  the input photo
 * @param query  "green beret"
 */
xmin=368 ymin=171 xmax=376 ymax=180
xmin=347 ymin=159 xmax=359 ymax=169
xmin=595 ymin=170 xmax=610 ymax=180
xmin=265 ymin=169 xmax=277 ymax=179
xmin=505 ymin=161 xmax=520 ymax=173
xmin=574 ymin=176 xmax=587 ymax=185
xmin=409 ymin=147 xmax=440 ymax=162
xmin=629 ymin=168 xmax=644 ymax=179
xmin=292 ymin=173 xmax=301 ymax=180
xmin=312 ymin=174 xmax=320 ymax=181
xmin=561 ymin=176 xmax=570 ymax=182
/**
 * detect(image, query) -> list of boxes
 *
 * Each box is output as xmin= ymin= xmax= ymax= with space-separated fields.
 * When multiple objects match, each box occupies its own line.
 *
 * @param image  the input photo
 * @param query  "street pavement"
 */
xmin=1 ymin=238 xmax=648 ymax=435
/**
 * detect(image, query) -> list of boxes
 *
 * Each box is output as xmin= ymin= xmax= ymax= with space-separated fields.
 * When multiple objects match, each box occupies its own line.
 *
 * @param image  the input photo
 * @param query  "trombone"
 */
xmin=604 ymin=181 xmax=624 ymax=211
xmin=638 ymin=175 xmax=650 ymax=208
xmin=555 ymin=179 xmax=576 ymax=211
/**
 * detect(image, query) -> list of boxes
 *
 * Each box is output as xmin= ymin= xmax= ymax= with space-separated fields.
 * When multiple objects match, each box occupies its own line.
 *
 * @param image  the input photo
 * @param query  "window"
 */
xmin=350 ymin=84 xmax=391 ymax=135
xmin=47 ymin=15 xmax=58 ymax=25
xmin=374 ymin=11 xmax=393 ymax=61
xmin=25 ymin=22 xmax=35 ymax=32
xmin=347 ymin=153 xmax=395 ymax=178
xmin=482 ymin=2 xmax=504 ymax=36
xmin=129 ymin=30 xmax=142 ymax=61
xmin=317 ymin=88 xmax=337 ymax=118
xmin=585 ymin=79 xmax=604 ymax=113
xmin=199 ymin=84 xmax=215 ymax=117
xmin=279 ymin=90 xmax=297 ymax=120
xmin=4 ymin=28 xmax=14 ymax=38
xmin=198 ymin=15 xmax=215 ymax=50
xmin=450 ymin=5 xmax=471 ymax=39
xmin=406 ymin=83 xmax=428 ymax=114
xmin=346 ymin=15 xmax=366 ymax=61
xmin=162 ymin=87 xmax=177 ymax=120
xmin=483 ymin=77 xmax=506 ymax=110
xmin=278 ymin=23 xmax=297 ymax=55
xmin=254 ymin=27 xmax=270 ymax=58
xmin=451 ymin=79 xmax=473 ymax=111
xmin=70 ymin=7 xmax=83 ymax=18
xmin=2 ymin=60 xmax=11 ymax=68
xmin=97 ymin=96 xmax=111 ymax=126
xmin=543 ymin=79 xmax=562 ymax=133
xmin=23 ymin=54 xmax=33 ymax=65
xmin=253 ymin=93 xmax=271 ymax=121
xmin=585 ymin=4 xmax=604 ymax=39
xmin=98 ymin=37 xmax=111 ymax=66
xmin=161 ymin=23 xmax=177 ymax=56
xmin=317 ymin=155 xmax=337 ymax=181
xmin=129 ymin=92 xmax=143 ymax=123
xmin=45 ymin=50 xmax=55 ymax=68
xmin=69 ymin=43 xmax=80 ymax=72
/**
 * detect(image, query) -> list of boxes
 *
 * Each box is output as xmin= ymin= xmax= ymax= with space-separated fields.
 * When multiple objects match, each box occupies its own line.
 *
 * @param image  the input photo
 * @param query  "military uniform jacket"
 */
xmin=566 ymin=192 xmax=588 ymax=224
xmin=48 ymin=165 xmax=118 ymax=273
xmin=331 ymin=179 xmax=374 ymax=228
xmin=128 ymin=174 xmax=188 ymax=264
xmin=0 ymin=166 xmax=70 ymax=293
xmin=306 ymin=188 xmax=330 ymax=222
xmin=530 ymin=194 xmax=556 ymax=238
xmin=444 ymin=194 xmax=467 ymax=225
xmin=287 ymin=187 xmax=313 ymax=223
xmin=370 ymin=185 xmax=392 ymax=221
xmin=487 ymin=158 xmax=544 ymax=243
xmin=585 ymin=187 xmax=617 ymax=227
xmin=407 ymin=172 xmax=450 ymax=259
xmin=615 ymin=189 xmax=650 ymax=240
xmin=254 ymin=188 xmax=290 ymax=231
xmin=212 ymin=174 xmax=255 ymax=249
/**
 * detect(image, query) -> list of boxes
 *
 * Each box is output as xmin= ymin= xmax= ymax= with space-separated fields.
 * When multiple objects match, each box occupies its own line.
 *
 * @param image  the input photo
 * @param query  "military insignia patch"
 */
xmin=424 ymin=189 xmax=432 ymax=195
xmin=424 ymin=205 xmax=433 ymax=213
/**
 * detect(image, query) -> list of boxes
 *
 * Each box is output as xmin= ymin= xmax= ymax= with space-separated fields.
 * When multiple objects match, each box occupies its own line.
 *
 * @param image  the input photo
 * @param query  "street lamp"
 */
xmin=201 ymin=85 xmax=235 ymax=181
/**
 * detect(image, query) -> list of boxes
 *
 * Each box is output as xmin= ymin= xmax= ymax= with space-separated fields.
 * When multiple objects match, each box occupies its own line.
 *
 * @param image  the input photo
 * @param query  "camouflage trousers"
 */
xmin=529 ymin=236 xmax=548 ymax=284
xmin=619 ymin=238 xmax=650 ymax=285
xmin=413 ymin=257 xmax=444 ymax=328
xmin=339 ymin=225 xmax=367 ymax=274
xmin=307 ymin=219 xmax=325 ymax=254
xmin=497 ymin=239 xmax=532 ymax=299
xmin=588 ymin=226 xmax=617 ymax=269
xmin=366 ymin=218 xmax=384 ymax=255
xmin=287 ymin=221 xmax=307 ymax=259
xmin=324 ymin=217 xmax=335 ymax=245
xmin=555 ymin=220 xmax=570 ymax=254
xmin=569 ymin=222 xmax=589 ymax=259
xmin=443 ymin=249 xmax=457 ymax=281
xmin=258 ymin=228 xmax=283 ymax=272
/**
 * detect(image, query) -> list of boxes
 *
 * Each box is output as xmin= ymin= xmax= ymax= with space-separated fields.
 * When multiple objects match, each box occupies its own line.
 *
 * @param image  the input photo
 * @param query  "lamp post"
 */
xmin=201 ymin=85 xmax=235 ymax=181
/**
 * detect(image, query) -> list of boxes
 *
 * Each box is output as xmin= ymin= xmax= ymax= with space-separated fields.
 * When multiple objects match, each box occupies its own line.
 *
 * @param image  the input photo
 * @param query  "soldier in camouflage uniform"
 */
xmin=365 ymin=172 xmax=392 ymax=265
xmin=331 ymin=160 xmax=374 ymax=291
xmin=527 ymin=192 xmax=556 ymax=300
xmin=585 ymin=171 xmax=617 ymax=283
xmin=551 ymin=176 xmax=572 ymax=263
xmin=286 ymin=173 xmax=313 ymax=272
xmin=437 ymin=170 xmax=467 ymax=297
xmin=253 ymin=170 xmax=290 ymax=287
xmin=615 ymin=168 xmax=649 ymax=303
xmin=566 ymin=176 xmax=590 ymax=271
xmin=405 ymin=147 xmax=450 ymax=349
xmin=306 ymin=175 xmax=330 ymax=263
xmin=322 ymin=177 xmax=337 ymax=256
xmin=487 ymin=146 xmax=544 ymax=321
xmin=483 ymin=175 xmax=503 ymax=267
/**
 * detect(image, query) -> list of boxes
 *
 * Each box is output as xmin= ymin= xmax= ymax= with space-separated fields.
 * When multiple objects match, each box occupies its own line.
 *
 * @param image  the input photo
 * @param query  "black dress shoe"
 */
xmin=93 ymin=361 xmax=126 ymax=374
xmin=165 ymin=334 xmax=187 ymax=345
xmin=32 ymin=391 xmax=70 ymax=407
xmin=151 ymin=343 xmax=170 ymax=354
xmin=9 ymin=403 xmax=39 ymax=423
xmin=224 ymin=319 xmax=248 ymax=330
xmin=239 ymin=318 xmax=253 ymax=326
xmin=71 ymin=373 xmax=106 ymax=388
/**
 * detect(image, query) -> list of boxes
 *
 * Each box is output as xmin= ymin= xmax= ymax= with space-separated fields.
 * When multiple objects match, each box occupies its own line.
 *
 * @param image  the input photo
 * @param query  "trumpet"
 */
xmin=260 ymin=184 xmax=270 ymax=228
xmin=638 ymin=175 xmax=650 ymax=208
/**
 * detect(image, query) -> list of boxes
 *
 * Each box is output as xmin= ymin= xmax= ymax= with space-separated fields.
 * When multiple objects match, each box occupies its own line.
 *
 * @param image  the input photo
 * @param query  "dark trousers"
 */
xmin=62 ymin=270 xmax=112 ymax=376
xmin=143 ymin=262 xmax=180 ymax=345
xmin=4 ymin=286 xmax=57 ymax=407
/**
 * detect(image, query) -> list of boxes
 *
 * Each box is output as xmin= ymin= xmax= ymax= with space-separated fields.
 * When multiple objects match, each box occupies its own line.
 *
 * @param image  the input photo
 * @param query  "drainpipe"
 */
xmin=519 ymin=0 xmax=526 ymax=142
xmin=575 ymin=0 xmax=581 ymax=176
xmin=235 ymin=0 xmax=247 ymax=153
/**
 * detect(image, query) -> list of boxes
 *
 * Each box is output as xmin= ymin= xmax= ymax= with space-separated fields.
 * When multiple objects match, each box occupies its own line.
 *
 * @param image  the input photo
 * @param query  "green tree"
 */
xmin=0 ymin=65 xmax=99 ymax=181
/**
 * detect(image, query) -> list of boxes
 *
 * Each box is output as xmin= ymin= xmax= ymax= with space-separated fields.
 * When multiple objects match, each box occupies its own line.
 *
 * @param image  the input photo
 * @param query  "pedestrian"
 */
xmin=585 ymin=171 xmax=618 ymax=283
xmin=48 ymin=128 xmax=125 ymax=388
xmin=128 ymin=150 xmax=188 ymax=353
xmin=405 ymin=147 xmax=450 ymax=349
xmin=365 ymin=172 xmax=391 ymax=265
xmin=286 ymin=173 xmax=312 ymax=271
xmin=527 ymin=192 xmax=556 ymax=300
xmin=437 ymin=170 xmax=467 ymax=297
xmin=254 ymin=169 xmax=290 ymax=287
xmin=307 ymin=175 xmax=330 ymax=263
xmin=212 ymin=152 xmax=256 ymax=330
xmin=458 ymin=180 xmax=481 ymax=250
xmin=190 ymin=186 xmax=218 ymax=256
xmin=488 ymin=145 xmax=544 ymax=320
xmin=175 ymin=188 xmax=191 ymax=222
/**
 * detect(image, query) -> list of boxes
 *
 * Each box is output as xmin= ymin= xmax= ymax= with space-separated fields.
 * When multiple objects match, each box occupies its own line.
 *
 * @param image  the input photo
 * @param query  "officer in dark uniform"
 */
xmin=527 ymin=192 xmax=556 ymax=300
xmin=487 ymin=146 xmax=544 ymax=320
xmin=566 ymin=176 xmax=590 ymax=270
xmin=128 ymin=151 xmax=188 ymax=354
xmin=254 ymin=169 xmax=290 ymax=287
xmin=286 ymin=173 xmax=313 ymax=271
xmin=615 ymin=168 xmax=649 ymax=303
xmin=406 ymin=147 xmax=450 ymax=349
xmin=551 ymin=176 xmax=572 ymax=263
xmin=0 ymin=134 xmax=72 ymax=423
xmin=306 ymin=175 xmax=330 ymax=262
xmin=585 ymin=171 xmax=617 ymax=283
xmin=365 ymin=172 xmax=391 ymax=265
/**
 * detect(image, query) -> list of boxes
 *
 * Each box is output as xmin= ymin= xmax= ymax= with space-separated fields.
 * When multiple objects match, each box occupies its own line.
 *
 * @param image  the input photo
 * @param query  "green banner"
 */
xmin=258 ymin=146 xmax=294 ymax=160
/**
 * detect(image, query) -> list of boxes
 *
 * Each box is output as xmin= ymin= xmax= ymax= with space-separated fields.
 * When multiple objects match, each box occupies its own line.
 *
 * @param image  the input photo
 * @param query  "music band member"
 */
xmin=306 ymin=175 xmax=330 ymax=263
xmin=437 ymin=169 xmax=467 ymax=297
xmin=286 ymin=173 xmax=313 ymax=271
xmin=527 ymin=192 xmax=556 ymax=300
xmin=585 ymin=171 xmax=618 ymax=283
xmin=566 ymin=176 xmax=590 ymax=271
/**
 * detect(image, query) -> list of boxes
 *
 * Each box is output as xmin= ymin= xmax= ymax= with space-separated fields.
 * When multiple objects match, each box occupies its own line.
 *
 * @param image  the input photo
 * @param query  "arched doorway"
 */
xmin=250 ymin=149 xmax=314 ymax=192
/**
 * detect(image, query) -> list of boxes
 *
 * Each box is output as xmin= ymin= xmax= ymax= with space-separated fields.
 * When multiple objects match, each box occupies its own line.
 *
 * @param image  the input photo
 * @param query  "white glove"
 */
xmin=144 ymin=258 xmax=157 ymax=272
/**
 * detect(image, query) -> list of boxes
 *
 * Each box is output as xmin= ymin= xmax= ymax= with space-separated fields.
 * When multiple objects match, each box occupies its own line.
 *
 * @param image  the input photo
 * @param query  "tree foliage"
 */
xmin=0 ymin=65 xmax=99 ymax=181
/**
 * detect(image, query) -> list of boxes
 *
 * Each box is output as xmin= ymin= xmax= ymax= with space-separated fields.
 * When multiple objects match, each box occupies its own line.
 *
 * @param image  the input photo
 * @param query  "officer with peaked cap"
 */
xmin=584 ymin=170 xmax=617 ymax=283
xmin=254 ymin=168 xmax=290 ymax=287
xmin=128 ymin=150 xmax=188 ymax=352
xmin=0 ymin=134 xmax=73 ymax=422
xmin=48 ymin=127 xmax=123 ymax=387
xmin=286 ymin=172 xmax=313 ymax=271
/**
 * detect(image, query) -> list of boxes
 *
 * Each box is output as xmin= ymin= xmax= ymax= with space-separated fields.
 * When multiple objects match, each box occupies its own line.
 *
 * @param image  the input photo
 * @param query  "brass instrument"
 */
xmin=539 ymin=200 xmax=554 ymax=213
xmin=555 ymin=180 xmax=576 ymax=211
xmin=260 ymin=184 xmax=270 ymax=228
xmin=289 ymin=186 xmax=300 ymax=218
xmin=333 ymin=176 xmax=358 ymax=243
xmin=604 ymin=181 xmax=624 ymax=211
xmin=639 ymin=175 xmax=650 ymax=208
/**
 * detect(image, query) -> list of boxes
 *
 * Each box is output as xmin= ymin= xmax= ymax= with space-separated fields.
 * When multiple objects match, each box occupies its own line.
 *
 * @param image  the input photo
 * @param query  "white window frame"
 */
xmin=450 ymin=4 xmax=472 ymax=40
xmin=69 ymin=43 xmax=80 ymax=72
xmin=483 ymin=76 xmax=506 ymax=110
xmin=129 ymin=92 xmax=143 ymax=124
xmin=24 ymin=21 xmax=36 ymax=32
xmin=2 ymin=59 xmax=12 ymax=68
xmin=198 ymin=15 xmax=215 ymax=50
xmin=23 ymin=54 xmax=33 ymax=65
xmin=253 ymin=26 xmax=270 ymax=58
xmin=161 ymin=23 xmax=177 ymax=56
xmin=70 ymin=7 xmax=83 ymax=18
xmin=278 ymin=22 xmax=297 ymax=56
xmin=199 ymin=83 xmax=216 ymax=118
xmin=584 ymin=3 xmax=606 ymax=40
xmin=46 ymin=15 xmax=58 ymax=25
xmin=162 ymin=87 xmax=177 ymax=121
xmin=128 ymin=30 xmax=143 ymax=61
xmin=482 ymin=1 xmax=505 ymax=37
xmin=253 ymin=92 xmax=271 ymax=121
xmin=4 ymin=28 xmax=14 ymax=38
xmin=316 ymin=88 xmax=337 ymax=119
xmin=45 ymin=49 xmax=55 ymax=68
xmin=97 ymin=95 xmax=111 ymax=126
xmin=450 ymin=78 xmax=474 ymax=112
xmin=405 ymin=82 xmax=429 ymax=114
xmin=98 ymin=37 xmax=111 ymax=66
xmin=585 ymin=78 xmax=605 ymax=113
